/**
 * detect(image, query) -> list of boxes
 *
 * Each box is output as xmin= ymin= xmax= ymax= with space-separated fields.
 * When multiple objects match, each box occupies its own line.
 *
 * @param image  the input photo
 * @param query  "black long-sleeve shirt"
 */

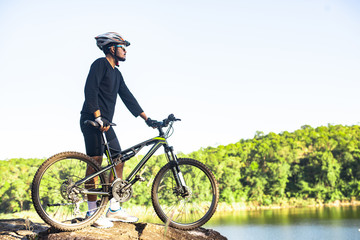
xmin=81 ymin=58 xmax=143 ymax=121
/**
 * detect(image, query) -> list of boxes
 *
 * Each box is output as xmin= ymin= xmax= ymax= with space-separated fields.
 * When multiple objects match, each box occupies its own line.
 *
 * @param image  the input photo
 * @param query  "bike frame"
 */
xmin=76 ymin=124 xmax=186 ymax=196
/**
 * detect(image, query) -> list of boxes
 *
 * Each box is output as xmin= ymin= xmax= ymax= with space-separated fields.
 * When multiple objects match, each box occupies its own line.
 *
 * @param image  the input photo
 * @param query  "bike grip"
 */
xmin=84 ymin=120 xmax=99 ymax=127
xmin=168 ymin=114 xmax=181 ymax=121
xmin=84 ymin=120 xmax=116 ymax=127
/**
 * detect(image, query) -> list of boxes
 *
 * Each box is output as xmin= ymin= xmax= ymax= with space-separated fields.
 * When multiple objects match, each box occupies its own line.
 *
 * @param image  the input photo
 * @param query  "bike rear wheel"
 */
xmin=151 ymin=158 xmax=219 ymax=230
xmin=31 ymin=152 xmax=109 ymax=231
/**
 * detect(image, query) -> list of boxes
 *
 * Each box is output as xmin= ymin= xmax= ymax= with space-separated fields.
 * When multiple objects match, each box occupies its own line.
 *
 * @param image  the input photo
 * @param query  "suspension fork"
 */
xmin=164 ymin=145 xmax=188 ymax=192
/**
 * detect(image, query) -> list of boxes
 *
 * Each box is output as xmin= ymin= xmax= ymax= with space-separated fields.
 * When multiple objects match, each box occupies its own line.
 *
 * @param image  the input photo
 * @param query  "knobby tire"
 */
xmin=31 ymin=152 xmax=109 ymax=231
xmin=151 ymin=158 xmax=219 ymax=230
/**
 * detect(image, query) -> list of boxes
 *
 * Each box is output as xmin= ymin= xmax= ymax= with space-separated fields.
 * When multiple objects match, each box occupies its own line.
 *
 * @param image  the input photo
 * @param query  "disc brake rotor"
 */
xmin=60 ymin=178 xmax=80 ymax=203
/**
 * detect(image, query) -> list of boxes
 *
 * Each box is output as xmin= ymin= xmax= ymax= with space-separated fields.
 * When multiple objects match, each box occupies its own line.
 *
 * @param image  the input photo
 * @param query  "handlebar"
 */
xmin=84 ymin=114 xmax=180 ymax=129
xmin=156 ymin=114 xmax=181 ymax=128
xmin=84 ymin=120 xmax=116 ymax=128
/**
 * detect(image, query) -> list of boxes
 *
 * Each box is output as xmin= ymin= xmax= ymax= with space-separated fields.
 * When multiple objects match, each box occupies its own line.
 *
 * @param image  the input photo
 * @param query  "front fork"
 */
xmin=164 ymin=145 xmax=190 ymax=197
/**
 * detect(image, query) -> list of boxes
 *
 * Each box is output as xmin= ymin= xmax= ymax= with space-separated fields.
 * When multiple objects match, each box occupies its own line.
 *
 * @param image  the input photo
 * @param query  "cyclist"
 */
xmin=80 ymin=32 xmax=155 ymax=228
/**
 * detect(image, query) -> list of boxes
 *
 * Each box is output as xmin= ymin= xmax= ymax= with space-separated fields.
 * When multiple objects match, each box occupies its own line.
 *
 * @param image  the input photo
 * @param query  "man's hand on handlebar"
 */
xmin=145 ymin=114 xmax=181 ymax=129
xmin=146 ymin=118 xmax=158 ymax=128
xmin=95 ymin=117 xmax=111 ymax=132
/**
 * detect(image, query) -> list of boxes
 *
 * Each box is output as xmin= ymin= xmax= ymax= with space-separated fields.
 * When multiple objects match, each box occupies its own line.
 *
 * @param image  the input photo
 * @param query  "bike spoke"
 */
xmin=164 ymin=202 xmax=178 ymax=217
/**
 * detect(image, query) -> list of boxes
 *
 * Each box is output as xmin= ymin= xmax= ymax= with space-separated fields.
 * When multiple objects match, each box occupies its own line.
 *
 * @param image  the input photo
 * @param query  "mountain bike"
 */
xmin=31 ymin=114 xmax=219 ymax=231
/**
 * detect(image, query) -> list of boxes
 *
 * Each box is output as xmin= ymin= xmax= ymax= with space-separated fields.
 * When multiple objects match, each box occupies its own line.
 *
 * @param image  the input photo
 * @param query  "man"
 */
xmin=80 ymin=32 xmax=155 ymax=228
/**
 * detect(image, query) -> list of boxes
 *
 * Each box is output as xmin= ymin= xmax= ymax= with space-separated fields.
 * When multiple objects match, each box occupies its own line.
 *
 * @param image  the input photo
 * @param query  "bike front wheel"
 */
xmin=31 ymin=152 xmax=109 ymax=231
xmin=151 ymin=158 xmax=219 ymax=230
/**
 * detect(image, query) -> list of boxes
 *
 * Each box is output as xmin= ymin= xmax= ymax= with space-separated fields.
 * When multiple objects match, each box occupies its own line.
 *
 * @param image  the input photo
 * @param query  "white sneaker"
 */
xmin=86 ymin=212 xmax=113 ymax=229
xmin=106 ymin=208 xmax=139 ymax=223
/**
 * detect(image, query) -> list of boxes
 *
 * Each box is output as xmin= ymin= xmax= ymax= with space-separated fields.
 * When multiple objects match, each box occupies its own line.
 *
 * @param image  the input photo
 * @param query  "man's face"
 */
xmin=115 ymin=45 xmax=126 ymax=61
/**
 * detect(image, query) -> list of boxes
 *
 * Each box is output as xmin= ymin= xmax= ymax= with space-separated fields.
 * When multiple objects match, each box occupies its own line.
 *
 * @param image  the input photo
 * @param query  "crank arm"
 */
xmin=48 ymin=202 xmax=75 ymax=207
xmin=48 ymin=200 xmax=85 ymax=207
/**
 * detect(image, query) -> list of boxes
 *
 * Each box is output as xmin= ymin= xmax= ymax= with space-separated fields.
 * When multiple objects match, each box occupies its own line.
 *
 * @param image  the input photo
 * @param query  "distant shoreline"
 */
xmin=215 ymin=199 xmax=360 ymax=213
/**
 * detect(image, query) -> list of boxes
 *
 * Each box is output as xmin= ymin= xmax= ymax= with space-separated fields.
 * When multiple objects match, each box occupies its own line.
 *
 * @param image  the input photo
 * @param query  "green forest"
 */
xmin=1 ymin=124 xmax=360 ymax=214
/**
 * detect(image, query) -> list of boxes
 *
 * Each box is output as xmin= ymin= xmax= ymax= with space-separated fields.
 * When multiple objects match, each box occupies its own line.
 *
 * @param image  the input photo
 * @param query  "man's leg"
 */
xmin=86 ymin=156 xmax=103 ymax=201
xmin=81 ymin=118 xmax=105 ymax=205
xmin=109 ymin=161 xmax=124 ymax=182
xmin=86 ymin=156 xmax=103 ymax=206
xmin=105 ymin=138 xmax=138 ymax=223
xmin=85 ymin=155 xmax=114 ymax=228
xmin=108 ymin=161 xmax=124 ymax=211
xmin=80 ymin=117 xmax=113 ymax=228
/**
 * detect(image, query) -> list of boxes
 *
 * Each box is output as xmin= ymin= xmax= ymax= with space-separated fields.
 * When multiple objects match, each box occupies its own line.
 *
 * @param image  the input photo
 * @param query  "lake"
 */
xmin=205 ymin=205 xmax=360 ymax=240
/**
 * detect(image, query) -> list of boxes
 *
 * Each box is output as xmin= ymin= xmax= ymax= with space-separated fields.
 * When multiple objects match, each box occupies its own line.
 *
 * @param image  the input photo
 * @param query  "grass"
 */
xmin=0 ymin=210 xmax=44 ymax=223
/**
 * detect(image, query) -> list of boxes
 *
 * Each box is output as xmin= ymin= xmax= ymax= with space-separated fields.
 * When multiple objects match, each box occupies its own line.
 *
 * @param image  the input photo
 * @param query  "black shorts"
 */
xmin=80 ymin=114 xmax=121 ymax=158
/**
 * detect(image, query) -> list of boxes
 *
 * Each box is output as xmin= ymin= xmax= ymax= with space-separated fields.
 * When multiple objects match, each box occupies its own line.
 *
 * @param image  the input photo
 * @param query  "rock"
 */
xmin=0 ymin=218 xmax=48 ymax=240
xmin=0 ymin=219 xmax=227 ymax=240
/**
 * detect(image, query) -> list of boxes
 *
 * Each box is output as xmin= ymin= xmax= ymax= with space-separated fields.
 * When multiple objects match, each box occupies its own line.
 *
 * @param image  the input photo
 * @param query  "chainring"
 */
xmin=111 ymin=179 xmax=133 ymax=202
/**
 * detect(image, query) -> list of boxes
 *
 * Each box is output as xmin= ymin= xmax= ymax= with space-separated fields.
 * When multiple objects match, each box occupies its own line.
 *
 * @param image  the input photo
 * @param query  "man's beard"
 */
xmin=116 ymin=56 xmax=126 ymax=62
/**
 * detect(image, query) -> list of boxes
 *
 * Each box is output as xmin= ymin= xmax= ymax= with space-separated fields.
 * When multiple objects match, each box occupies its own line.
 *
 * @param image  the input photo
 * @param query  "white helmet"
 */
xmin=95 ymin=32 xmax=130 ymax=50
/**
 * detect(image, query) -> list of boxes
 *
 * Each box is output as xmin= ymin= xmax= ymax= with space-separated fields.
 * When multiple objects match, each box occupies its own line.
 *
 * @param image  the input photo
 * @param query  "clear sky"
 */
xmin=0 ymin=0 xmax=359 ymax=160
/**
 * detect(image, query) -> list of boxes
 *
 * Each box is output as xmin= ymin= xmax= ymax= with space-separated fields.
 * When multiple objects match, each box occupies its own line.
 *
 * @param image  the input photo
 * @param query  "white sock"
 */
xmin=87 ymin=201 xmax=97 ymax=215
xmin=110 ymin=198 xmax=121 ymax=211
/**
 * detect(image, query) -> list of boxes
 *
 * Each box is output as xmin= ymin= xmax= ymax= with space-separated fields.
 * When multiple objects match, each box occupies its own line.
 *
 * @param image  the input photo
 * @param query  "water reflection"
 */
xmin=206 ymin=206 xmax=360 ymax=240
xmin=207 ymin=206 xmax=360 ymax=226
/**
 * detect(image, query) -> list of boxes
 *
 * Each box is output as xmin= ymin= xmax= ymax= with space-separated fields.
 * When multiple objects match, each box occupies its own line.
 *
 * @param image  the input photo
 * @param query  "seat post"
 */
xmin=101 ymin=131 xmax=118 ymax=179
xmin=101 ymin=131 xmax=112 ymax=159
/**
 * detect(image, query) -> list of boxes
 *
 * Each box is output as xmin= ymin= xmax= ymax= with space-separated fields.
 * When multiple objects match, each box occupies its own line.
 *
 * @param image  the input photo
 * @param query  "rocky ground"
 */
xmin=0 ymin=219 xmax=227 ymax=240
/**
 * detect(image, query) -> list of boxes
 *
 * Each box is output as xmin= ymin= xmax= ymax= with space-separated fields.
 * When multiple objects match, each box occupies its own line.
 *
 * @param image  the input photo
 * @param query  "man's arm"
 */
xmin=139 ymin=112 xmax=148 ymax=121
xmin=117 ymin=73 xmax=149 ymax=124
xmin=94 ymin=110 xmax=101 ymax=118
xmin=118 ymin=78 xmax=144 ymax=117
xmin=84 ymin=59 xmax=105 ymax=114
